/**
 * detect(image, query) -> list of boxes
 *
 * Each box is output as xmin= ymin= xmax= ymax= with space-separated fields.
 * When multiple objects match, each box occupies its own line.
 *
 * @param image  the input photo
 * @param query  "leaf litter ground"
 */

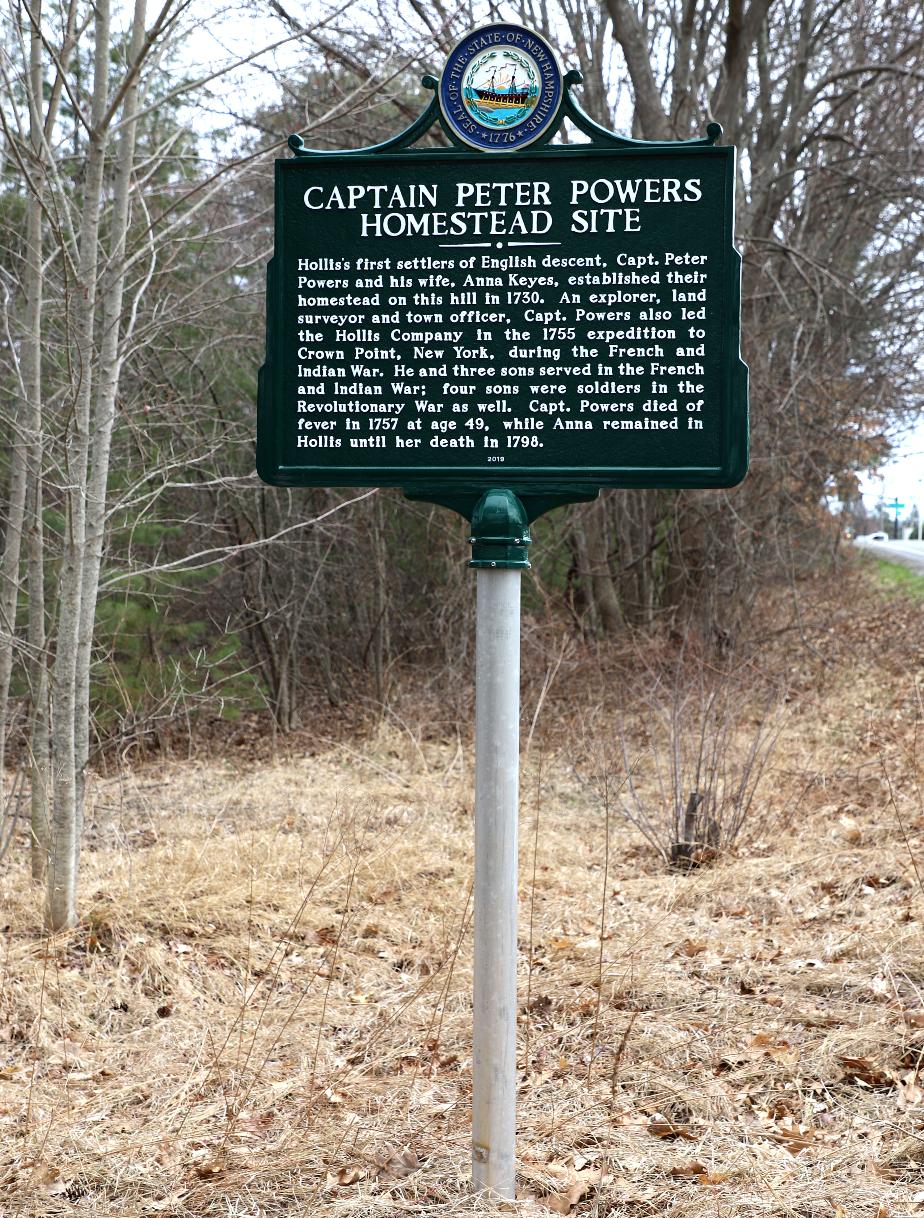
xmin=1 ymin=560 xmax=923 ymax=1217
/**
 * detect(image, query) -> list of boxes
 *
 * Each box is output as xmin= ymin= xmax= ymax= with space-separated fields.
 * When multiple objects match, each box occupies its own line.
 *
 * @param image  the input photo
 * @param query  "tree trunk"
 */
xmin=23 ymin=0 xmax=50 ymax=883
xmin=47 ymin=0 xmax=112 ymax=932
xmin=584 ymin=497 xmax=623 ymax=634
xmin=605 ymin=0 xmax=673 ymax=139
xmin=1 ymin=0 xmax=46 ymax=864
xmin=75 ymin=0 xmax=148 ymax=810
xmin=571 ymin=499 xmax=623 ymax=634
xmin=29 ymin=667 xmax=50 ymax=881
xmin=0 ymin=373 xmax=28 ymax=831
xmin=27 ymin=386 xmax=50 ymax=882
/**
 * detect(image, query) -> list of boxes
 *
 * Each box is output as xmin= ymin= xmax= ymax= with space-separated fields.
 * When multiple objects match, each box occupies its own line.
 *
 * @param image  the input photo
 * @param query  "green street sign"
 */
xmin=257 ymin=71 xmax=748 ymax=520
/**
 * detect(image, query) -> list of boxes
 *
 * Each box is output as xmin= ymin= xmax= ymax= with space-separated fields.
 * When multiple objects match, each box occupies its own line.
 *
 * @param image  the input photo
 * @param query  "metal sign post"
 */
xmin=885 ymin=497 xmax=905 ymax=539
xmin=255 ymin=20 xmax=749 ymax=1198
xmin=468 ymin=491 xmax=530 ymax=1197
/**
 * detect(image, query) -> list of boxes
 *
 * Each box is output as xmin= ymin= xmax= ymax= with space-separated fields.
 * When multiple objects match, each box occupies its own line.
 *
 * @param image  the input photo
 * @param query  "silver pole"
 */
xmin=471 ymin=566 xmax=521 ymax=1198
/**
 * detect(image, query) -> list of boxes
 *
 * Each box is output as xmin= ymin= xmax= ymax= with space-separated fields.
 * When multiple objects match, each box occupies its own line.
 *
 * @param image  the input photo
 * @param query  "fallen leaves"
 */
xmin=897 ymin=1072 xmax=924 ymax=1112
xmin=669 ymin=1160 xmax=733 ymax=1185
xmin=548 ymin=934 xmax=600 ymax=957
xmin=525 ymin=1164 xmax=602 ymax=1213
xmin=325 ymin=1146 xmax=421 ymax=1192
xmin=675 ymin=938 xmax=709 ymax=957
xmin=543 ymin=1167 xmax=601 ymax=1213
xmin=646 ymin=1114 xmax=697 ymax=1142
xmin=31 ymin=1162 xmax=68 ymax=1195
xmin=761 ymin=1115 xmax=821 ymax=1155
xmin=838 ymin=814 xmax=863 ymax=844
xmin=192 ymin=1160 xmax=224 ymax=1179
xmin=838 ymin=1057 xmax=924 ymax=1111
xmin=233 ymin=1108 xmax=276 ymax=1139
xmin=372 ymin=1146 xmax=420 ymax=1182
xmin=840 ymin=1056 xmax=893 ymax=1088
xmin=750 ymin=1031 xmax=801 ymax=1065
xmin=186 ymin=1144 xmax=227 ymax=1178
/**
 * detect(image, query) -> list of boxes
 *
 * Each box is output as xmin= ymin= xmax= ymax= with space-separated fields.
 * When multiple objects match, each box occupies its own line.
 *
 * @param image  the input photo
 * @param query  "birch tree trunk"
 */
xmin=75 ymin=0 xmax=149 ymax=817
xmin=46 ymin=0 xmax=112 ymax=932
xmin=0 ymin=335 xmax=28 ymax=829
xmin=23 ymin=0 xmax=51 ymax=880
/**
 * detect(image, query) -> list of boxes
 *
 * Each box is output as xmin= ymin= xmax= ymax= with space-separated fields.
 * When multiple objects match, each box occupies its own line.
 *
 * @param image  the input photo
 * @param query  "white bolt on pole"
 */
xmin=472 ymin=566 xmax=521 ymax=1198
xmin=468 ymin=488 xmax=530 ymax=1201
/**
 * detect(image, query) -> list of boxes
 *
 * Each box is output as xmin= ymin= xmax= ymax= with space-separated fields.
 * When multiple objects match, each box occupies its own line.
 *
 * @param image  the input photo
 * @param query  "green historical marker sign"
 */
xmin=257 ymin=60 xmax=748 ymax=520
xmin=255 ymin=24 xmax=750 ymax=1201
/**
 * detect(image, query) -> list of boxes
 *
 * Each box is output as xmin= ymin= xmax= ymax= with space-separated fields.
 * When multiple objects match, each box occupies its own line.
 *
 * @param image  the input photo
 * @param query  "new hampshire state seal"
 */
xmin=439 ymin=24 xmax=563 ymax=151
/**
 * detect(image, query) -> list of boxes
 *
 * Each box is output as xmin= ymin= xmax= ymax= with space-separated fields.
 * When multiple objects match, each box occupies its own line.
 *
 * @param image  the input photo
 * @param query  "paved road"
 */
xmin=855 ymin=537 xmax=924 ymax=574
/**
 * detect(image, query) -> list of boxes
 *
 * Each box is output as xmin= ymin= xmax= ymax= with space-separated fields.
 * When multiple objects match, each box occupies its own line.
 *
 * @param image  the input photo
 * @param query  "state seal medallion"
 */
xmin=439 ymin=24 xmax=562 ymax=151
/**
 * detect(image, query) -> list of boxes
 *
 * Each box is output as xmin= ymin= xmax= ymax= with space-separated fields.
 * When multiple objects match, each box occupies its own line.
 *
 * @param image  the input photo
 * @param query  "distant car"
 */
xmin=866 ymin=532 xmax=888 ymax=541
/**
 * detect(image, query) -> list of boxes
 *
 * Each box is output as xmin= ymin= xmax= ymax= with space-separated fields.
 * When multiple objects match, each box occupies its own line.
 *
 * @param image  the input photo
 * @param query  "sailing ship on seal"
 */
xmin=461 ymin=49 xmax=540 ymax=126
xmin=471 ymin=67 xmax=530 ymax=109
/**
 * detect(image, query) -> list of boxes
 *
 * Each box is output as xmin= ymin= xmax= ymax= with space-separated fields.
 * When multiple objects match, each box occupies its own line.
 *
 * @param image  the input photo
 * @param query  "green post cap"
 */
xmin=469 ymin=489 xmax=532 ymax=570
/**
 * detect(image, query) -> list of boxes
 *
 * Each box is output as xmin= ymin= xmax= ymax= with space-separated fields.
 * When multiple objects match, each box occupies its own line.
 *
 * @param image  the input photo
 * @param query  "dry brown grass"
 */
xmin=1 ymin=564 xmax=923 ymax=1217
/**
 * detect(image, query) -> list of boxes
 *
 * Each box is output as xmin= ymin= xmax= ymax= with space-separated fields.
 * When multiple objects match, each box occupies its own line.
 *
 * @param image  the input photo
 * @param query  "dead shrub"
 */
xmin=614 ymin=660 xmax=786 ymax=866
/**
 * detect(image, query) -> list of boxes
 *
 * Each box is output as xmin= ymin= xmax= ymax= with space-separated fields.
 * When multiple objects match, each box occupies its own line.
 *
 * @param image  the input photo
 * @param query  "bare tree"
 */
xmin=550 ymin=0 xmax=924 ymax=639
xmin=0 ymin=0 xmax=373 ymax=926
